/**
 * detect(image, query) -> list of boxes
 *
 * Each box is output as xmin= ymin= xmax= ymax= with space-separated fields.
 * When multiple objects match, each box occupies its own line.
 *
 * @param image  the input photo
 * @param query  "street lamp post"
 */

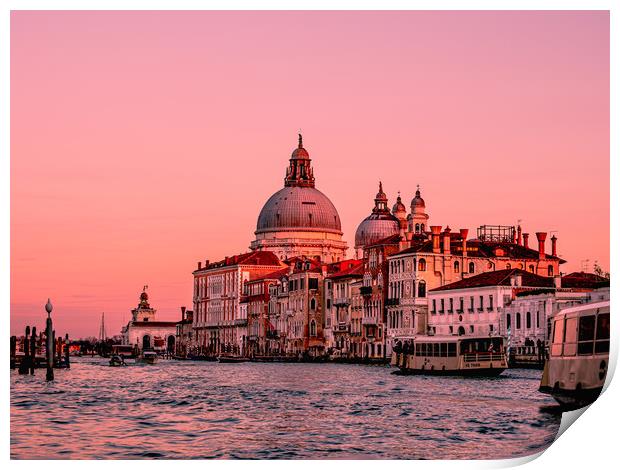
xmin=45 ymin=299 xmax=54 ymax=381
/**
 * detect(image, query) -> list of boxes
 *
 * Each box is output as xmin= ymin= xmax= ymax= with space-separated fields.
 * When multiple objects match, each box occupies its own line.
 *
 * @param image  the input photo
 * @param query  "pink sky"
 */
xmin=11 ymin=11 xmax=609 ymax=338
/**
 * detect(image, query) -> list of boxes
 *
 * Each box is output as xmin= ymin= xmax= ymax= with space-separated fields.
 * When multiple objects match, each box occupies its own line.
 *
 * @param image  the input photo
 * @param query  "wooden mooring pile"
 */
xmin=10 ymin=299 xmax=70 ymax=381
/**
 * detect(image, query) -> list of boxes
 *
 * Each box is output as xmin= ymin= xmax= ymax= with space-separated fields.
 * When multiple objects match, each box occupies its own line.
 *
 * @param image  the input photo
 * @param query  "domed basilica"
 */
xmin=250 ymin=135 xmax=348 ymax=263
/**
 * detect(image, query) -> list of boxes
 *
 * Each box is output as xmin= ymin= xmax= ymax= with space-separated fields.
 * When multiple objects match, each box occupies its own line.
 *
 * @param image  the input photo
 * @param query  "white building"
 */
xmin=121 ymin=288 xmax=177 ymax=353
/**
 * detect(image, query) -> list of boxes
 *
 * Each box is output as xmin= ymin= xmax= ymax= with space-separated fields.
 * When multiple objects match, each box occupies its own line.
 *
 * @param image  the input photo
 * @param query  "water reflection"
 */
xmin=11 ymin=358 xmax=560 ymax=459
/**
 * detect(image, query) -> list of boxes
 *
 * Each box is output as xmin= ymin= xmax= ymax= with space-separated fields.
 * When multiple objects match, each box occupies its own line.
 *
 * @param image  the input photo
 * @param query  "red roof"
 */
xmin=561 ymin=272 xmax=610 ymax=289
xmin=326 ymin=261 xmax=364 ymax=279
xmin=394 ymin=238 xmax=564 ymax=263
xmin=430 ymin=268 xmax=553 ymax=292
xmin=364 ymin=233 xmax=401 ymax=249
xmin=250 ymin=265 xmax=291 ymax=282
xmin=195 ymin=251 xmax=283 ymax=272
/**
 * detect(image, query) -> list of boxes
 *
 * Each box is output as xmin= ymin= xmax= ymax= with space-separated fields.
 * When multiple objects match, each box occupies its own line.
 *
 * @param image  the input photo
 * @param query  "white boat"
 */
xmin=137 ymin=351 xmax=159 ymax=364
xmin=539 ymin=300 xmax=609 ymax=409
xmin=392 ymin=334 xmax=508 ymax=376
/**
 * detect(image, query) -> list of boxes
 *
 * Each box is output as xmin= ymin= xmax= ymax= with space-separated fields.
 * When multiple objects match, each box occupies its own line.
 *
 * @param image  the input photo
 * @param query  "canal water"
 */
xmin=11 ymin=358 xmax=561 ymax=459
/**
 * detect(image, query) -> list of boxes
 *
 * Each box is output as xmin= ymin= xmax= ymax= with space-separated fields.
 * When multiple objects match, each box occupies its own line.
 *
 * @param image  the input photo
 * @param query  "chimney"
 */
xmin=523 ymin=233 xmax=529 ymax=249
xmin=460 ymin=228 xmax=469 ymax=254
xmin=205 ymin=259 xmax=209 ymax=267
xmin=517 ymin=225 xmax=522 ymax=245
xmin=443 ymin=226 xmax=451 ymax=254
xmin=399 ymin=232 xmax=408 ymax=251
xmin=554 ymin=275 xmax=562 ymax=289
xmin=511 ymin=227 xmax=516 ymax=244
xmin=224 ymin=256 xmax=229 ymax=265
xmin=511 ymin=273 xmax=522 ymax=287
xmin=181 ymin=306 xmax=186 ymax=321
xmin=197 ymin=261 xmax=202 ymax=270
xmin=430 ymin=226 xmax=442 ymax=253
xmin=551 ymin=235 xmax=557 ymax=257
xmin=405 ymin=231 xmax=413 ymax=242
xmin=536 ymin=232 xmax=547 ymax=259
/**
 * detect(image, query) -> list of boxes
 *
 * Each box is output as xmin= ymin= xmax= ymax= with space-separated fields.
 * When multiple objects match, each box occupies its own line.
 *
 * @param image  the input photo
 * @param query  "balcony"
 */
xmin=234 ymin=318 xmax=248 ymax=326
xmin=362 ymin=316 xmax=378 ymax=326
xmin=386 ymin=298 xmax=400 ymax=307
xmin=334 ymin=298 xmax=350 ymax=307
xmin=335 ymin=323 xmax=349 ymax=332
xmin=360 ymin=286 xmax=373 ymax=296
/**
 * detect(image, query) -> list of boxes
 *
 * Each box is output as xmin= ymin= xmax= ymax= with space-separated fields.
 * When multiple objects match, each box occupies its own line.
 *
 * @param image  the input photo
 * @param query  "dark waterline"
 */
xmin=11 ymin=358 xmax=561 ymax=459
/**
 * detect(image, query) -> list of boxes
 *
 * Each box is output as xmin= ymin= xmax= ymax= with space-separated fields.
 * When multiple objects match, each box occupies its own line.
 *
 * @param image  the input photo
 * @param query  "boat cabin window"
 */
xmin=551 ymin=318 xmax=564 ymax=356
xmin=563 ymin=317 xmax=578 ymax=356
xmin=595 ymin=313 xmax=610 ymax=354
xmin=577 ymin=315 xmax=596 ymax=355
xmin=448 ymin=343 xmax=457 ymax=357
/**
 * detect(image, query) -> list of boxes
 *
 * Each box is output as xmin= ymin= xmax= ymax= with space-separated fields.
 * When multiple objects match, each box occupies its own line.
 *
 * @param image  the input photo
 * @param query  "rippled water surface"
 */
xmin=11 ymin=358 xmax=562 ymax=459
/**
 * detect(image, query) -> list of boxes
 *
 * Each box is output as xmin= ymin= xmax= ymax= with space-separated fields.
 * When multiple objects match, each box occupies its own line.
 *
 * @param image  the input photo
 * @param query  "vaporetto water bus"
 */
xmin=539 ymin=300 xmax=610 ymax=409
xmin=391 ymin=335 xmax=508 ymax=376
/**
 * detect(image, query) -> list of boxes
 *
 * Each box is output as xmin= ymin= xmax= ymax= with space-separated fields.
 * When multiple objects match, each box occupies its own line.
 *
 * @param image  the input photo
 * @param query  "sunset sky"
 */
xmin=11 ymin=11 xmax=609 ymax=338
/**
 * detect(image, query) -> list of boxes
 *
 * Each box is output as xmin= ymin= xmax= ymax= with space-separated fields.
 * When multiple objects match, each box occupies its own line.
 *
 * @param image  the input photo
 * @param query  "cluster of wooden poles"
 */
xmin=10 ymin=300 xmax=70 ymax=381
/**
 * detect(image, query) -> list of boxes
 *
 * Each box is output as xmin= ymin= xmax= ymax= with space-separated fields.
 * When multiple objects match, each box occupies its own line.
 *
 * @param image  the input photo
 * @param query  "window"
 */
xmin=418 ymin=280 xmax=426 ymax=298
xmin=563 ymin=317 xmax=578 ymax=356
xmin=454 ymin=261 xmax=460 ymax=273
xmin=526 ymin=312 xmax=531 ymax=329
xmin=551 ymin=319 xmax=564 ymax=356
xmin=309 ymin=278 xmax=319 ymax=290
xmin=506 ymin=314 xmax=511 ymax=330
xmin=418 ymin=259 xmax=426 ymax=271
xmin=595 ymin=313 xmax=610 ymax=354
xmin=415 ymin=223 xmax=420 ymax=233
xmin=478 ymin=296 xmax=484 ymax=312
xmin=516 ymin=312 xmax=521 ymax=329
xmin=469 ymin=262 xmax=475 ymax=274
xmin=326 ymin=299 xmax=331 ymax=309
xmin=506 ymin=263 xmax=511 ymax=269
xmin=489 ymin=324 xmax=494 ymax=332
xmin=448 ymin=343 xmax=457 ymax=357
xmin=310 ymin=320 xmax=317 ymax=337
xmin=458 ymin=297 xmax=464 ymax=313
xmin=310 ymin=298 xmax=316 ymax=310
xmin=448 ymin=298 xmax=454 ymax=313
xmin=440 ymin=299 xmax=445 ymax=314
xmin=548 ymin=265 xmax=554 ymax=276
xmin=469 ymin=297 xmax=474 ymax=312
xmin=469 ymin=325 xmax=474 ymax=333
xmin=431 ymin=299 xmax=436 ymax=314
xmin=528 ymin=265 xmax=535 ymax=273
xmin=488 ymin=295 xmax=494 ymax=310
xmin=577 ymin=315 xmax=595 ymax=355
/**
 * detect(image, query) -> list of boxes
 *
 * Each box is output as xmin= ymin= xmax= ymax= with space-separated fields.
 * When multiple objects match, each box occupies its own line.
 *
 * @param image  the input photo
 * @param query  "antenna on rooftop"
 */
xmin=581 ymin=259 xmax=590 ymax=273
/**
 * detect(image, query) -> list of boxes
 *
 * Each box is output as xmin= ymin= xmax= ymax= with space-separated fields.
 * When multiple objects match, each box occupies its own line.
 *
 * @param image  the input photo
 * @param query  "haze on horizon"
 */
xmin=10 ymin=11 xmax=609 ymax=338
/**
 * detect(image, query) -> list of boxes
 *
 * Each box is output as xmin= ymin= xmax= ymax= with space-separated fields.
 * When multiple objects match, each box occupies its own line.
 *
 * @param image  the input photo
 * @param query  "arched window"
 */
xmin=506 ymin=263 xmax=512 ymax=269
xmin=548 ymin=265 xmax=554 ymax=276
xmin=310 ymin=320 xmax=317 ymax=337
xmin=454 ymin=261 xmax=460 ymax=273
xmin=415 ymin=223 xmax=420 ymax=233
xmin=468 ymin=262 xmax=475 ymax=274
xmin=418 ymin=259 xmax=426 ymax=271
xmin=526 ymin=312 xmax=531 ymax=329
xmin=506 ymin=314 xmax=512 ymax=330
xmin=310 ymin=298 xmax=316 ymax=310
xmin=421 ymin=224 xmax=425 ymax=232
xmin=418 ymin=280 xmax=426 ymax=298
xmin=516 ymin=313 xmax=521 ymax=329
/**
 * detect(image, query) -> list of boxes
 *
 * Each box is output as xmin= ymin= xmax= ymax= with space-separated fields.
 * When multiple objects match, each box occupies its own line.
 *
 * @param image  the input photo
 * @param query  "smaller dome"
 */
xmin=140 ymin=291 xmax=148 ymax=301
xmin=355 ymin=214 xmax=400 ymax=249
xmin=411 ymin=188 xmax=425 ymax=208
xmin=392 ymin=193 xmax=406 ymax=214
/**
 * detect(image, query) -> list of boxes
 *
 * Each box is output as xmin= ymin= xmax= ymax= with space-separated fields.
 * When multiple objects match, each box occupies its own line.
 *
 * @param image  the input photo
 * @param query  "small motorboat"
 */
xmin=137 ymin=351 xmax=159 ymax=364
xmin=217 ymin=355 xmax=248 ymax=363
xmin=109 ymin=355 xmax=126 ymax=367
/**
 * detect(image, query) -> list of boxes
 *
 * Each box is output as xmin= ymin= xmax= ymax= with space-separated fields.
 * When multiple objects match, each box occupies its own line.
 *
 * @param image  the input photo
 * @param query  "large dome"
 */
xmin=256 ymin=186 xmax=342 ymax=234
